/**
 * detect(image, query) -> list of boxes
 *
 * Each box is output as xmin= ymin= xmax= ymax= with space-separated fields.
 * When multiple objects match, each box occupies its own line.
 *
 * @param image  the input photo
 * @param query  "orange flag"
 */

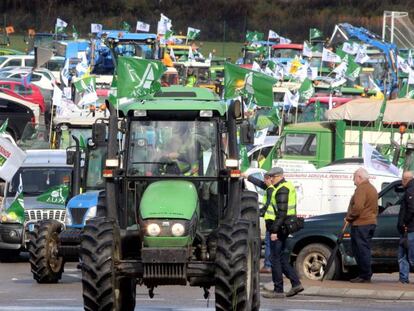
xmin=162 ymin=52 xmax=174 ymax=67
xmin=5 ymin=26 xmax=14 ymax=34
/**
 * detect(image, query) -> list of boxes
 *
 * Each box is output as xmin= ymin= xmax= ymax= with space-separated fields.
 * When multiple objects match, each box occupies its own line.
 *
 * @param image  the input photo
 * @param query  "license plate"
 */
xmin=28 ymin=223 xmax=35 ymax=231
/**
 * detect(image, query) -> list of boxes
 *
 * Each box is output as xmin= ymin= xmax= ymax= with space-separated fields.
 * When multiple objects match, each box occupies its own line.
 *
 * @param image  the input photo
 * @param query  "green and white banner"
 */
xmin=0 ymin=135 xmax=26 ymax=182
xmin=187 ymin=27 xmax=200 ymax=40
xmin=36 ymin=184 xmax=69 ymax=206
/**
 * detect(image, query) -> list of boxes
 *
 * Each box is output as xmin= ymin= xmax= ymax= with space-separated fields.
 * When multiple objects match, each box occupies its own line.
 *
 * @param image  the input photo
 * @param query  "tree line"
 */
xmin=0 ymin=0 xmax=413 ymax=42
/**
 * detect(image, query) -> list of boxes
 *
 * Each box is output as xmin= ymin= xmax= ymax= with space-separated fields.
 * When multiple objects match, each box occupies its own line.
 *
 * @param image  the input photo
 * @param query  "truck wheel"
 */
xmin=240 ymin=190 xmax=260 ymax=311
xmin=80 ymin=217 xmax=136 ymax=311
xmin=28 ymin=220 xmax=64 ymax=283
xmin=215 ymin=221 xmax=254 ymax=311
xmin=295 ymin=243 xmax=340 ymax=281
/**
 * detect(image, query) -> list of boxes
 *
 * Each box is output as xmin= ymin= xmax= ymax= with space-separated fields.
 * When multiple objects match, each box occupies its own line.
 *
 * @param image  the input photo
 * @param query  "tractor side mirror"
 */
xmin=92 ymin=123 xmax=106 ymax=145
xmin=66 ymin=150 xmax=75 ymax=165
xmin=233 ymin=100 xmax=242 ymax=119
xmin=240 ymin=121 xmax=254 ymax=145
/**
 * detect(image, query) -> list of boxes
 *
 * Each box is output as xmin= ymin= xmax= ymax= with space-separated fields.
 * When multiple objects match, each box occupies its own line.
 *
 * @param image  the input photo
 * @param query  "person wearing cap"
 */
xmin=262 ymin=167 xmax=303 ymax=298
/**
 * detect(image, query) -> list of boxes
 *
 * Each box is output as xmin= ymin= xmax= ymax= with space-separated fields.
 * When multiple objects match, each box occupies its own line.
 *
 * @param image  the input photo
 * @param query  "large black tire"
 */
xmin=295 ymin=243 xmax=340 ymax=281
xmin=240 ymin=190 xmax=260 ymax=311
xmin=215 ymin=221 xmax=255 ymax=311
xmin=80 ymin=217 xmax=136 ymax=311
xmin=28 ymin=220 xmax=65 ymax=283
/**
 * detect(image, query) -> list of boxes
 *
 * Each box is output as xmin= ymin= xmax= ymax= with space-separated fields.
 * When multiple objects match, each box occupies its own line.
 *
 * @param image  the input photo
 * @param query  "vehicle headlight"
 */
xmin=1 ymin=212 xmax=22 ymax=224
xmin=147 ymin=223 xmax=161 ymax=236
xmin=84 ymin=206 xmax=97 ymax=222
xmin=171 ymin=223 xmax=185 ymax=237
xmin=65 ymin=211 xmax=73 ymax=226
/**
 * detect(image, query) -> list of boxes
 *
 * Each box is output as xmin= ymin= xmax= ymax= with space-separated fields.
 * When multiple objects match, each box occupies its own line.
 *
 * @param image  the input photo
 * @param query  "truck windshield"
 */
xmin=7 ymin=167 xmax=72 ymax=196
xmin=57 ymin=127 xmax=92 ymax=149
xmin=127 ymin=120 xmax=218 ymax=177
xmin=86 ymin=146 xmax=106 ymax=189
xmin=281 ymin=133 xmax=317 ymax=156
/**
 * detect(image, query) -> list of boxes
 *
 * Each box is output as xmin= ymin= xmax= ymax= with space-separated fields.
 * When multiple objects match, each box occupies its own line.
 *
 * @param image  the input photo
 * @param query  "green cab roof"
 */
xmin=284 ymin=121 xmax=335 ymax=133
xmin=119 ymin=86 xmax=227 ymax=116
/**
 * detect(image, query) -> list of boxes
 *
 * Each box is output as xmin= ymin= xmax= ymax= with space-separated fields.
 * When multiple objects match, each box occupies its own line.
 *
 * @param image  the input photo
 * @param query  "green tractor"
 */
xmin=80 ymin=86 xmax=261 ymax=310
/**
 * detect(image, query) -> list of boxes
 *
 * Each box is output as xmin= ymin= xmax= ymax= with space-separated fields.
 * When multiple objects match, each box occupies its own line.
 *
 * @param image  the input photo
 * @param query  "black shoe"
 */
xmin=350 ymin=277 xmax=371 ymax=283
xmin=286 ymin=284 xmax=304 ymax=297
xmin=262 ymin=291 xmax=285 ymax=299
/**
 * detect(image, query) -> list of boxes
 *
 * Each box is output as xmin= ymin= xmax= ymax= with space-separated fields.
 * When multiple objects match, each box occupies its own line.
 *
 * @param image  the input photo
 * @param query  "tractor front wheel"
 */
xmin=80 ymin=217 xmax=136 ymax=311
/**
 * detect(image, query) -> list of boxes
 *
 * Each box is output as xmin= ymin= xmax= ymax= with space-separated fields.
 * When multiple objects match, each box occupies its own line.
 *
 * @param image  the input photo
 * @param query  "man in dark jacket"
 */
xmin=397 ymin=170 xmax=414 ymax=284
xmin=345 ymin=167 xmax=378 ymax=283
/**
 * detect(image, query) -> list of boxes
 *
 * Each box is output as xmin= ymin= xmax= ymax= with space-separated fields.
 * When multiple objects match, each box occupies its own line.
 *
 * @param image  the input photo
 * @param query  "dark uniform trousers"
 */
xmin=351 ymin=224 xmax=376 ymax=280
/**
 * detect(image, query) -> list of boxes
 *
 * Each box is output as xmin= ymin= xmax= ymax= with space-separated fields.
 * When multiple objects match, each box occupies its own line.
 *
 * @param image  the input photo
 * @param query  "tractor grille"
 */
xmin=144 ymin=263 xmax=186 ymax=284
xmin=25 ymin=209 xmax=66 ymax=222
xmin=69 ymin=208 xmax=89 ymax=224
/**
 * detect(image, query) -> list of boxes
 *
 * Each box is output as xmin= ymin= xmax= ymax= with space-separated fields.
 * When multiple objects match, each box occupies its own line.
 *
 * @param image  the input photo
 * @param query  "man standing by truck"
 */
xmin=262 ymin=167 xmax=304 ymax=298
xmin=345 ymin=167 xmax=378 ymax=283
xmin=397 ymin=171 xmax=414 ymax=284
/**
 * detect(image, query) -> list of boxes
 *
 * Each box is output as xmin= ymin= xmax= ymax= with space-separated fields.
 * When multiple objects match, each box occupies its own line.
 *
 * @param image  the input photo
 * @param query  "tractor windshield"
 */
xmin=85 ymin=146 xmax=106 ymax=190
xmin=127 ymin=120 xmax=218 ymax=177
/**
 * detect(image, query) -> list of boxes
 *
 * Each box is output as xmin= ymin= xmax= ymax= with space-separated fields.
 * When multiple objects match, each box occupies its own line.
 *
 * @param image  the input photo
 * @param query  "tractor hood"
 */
xmin=140 ymin=180 xmax=199 ymax=220
xmin=66 ymin=191 xmax=100 ymax=209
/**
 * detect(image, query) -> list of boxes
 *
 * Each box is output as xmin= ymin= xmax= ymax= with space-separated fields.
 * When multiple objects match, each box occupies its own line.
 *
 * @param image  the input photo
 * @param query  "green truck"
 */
xmin=77 ymin=86 xmax=261 ymax=311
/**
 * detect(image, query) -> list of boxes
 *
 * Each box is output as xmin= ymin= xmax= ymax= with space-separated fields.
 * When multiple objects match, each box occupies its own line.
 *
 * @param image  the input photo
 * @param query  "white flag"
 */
xmin=283 ymin=89 xmax=299 ymax=108
xmin=56 ymin=18 xmax=68 ymax=28
xmin=363 ymin=142 xmax=399 ymax=176
xmin=302 ymin=41 xmax=312 ymax=58
xmin=279 ymin=36 xmax=291 ymax=44
xmin=252 ymin=61 xmax=262 ymax=72
xmin=60 ymin=59 xmax=70 ymax=86
xmin=333 ymin=61 xmax=348 ymax=77
xmin=136 ymin=21 xmax=150 ymax=32
xmin=408 ymin=69 xmax=414 ymax=85
xmin=398 ymin=55 xmax=410 ymax=73
xmin=254 ymin=128 xmax=268 ymax=145
xmin=157 ymin=13 xmax=172 ymax=35
xmin=342 ymin=42 xmax=358 ymax=55
xmin=322 ymin=48 xmax=341 ymax=63
xmin=91 ymin=23 xmax=102 ymax=33
xmin=408 ymin=50 xmax=414 ymax=68
xmin=53 ymin=85 xmax=64 ymax=107
xmin=309 ymin=67 xmax=318 ymax=80
xmin=268 ymin=30 xmax=279 ymax=40
xmin=188 ymin=47 xmax=195 ymax=61
xmin=75 ymin=52 xmax=88 ymax=77
xmin=170 ymin=48 xmax=176 ymax=61
xmin=0 ymin=136 xmax=26 ymax=182
xmin=355 ymin=46 xmax=370 ymax=64
xmin=331 ymin=76 xmax=347 ymax=88
xmin=63 ymin=87 xmax=72 ymax=99
xmin=328 ymin=93 xmax=333 ymax=110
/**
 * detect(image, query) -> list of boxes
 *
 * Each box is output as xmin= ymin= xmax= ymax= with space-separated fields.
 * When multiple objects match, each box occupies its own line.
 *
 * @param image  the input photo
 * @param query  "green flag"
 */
xmin=239 ymin=145 xmax=250 ymax=172
xmin=122 ymin=21 xmax=131 ymax=32
xmin=345 ymin=57 xmax=361 ymax=81
xmin=187 ymin=27 xmax=200 ymax=40
xmin=36 ymin=184 xmax=69 ymax=206
xmin=298 ymin=78 xmax=315 ymax=102
xmin=0 ymin=119 xmax=8 ymax=134
xmin=108 ymin=75 xmax=117 ymax=105
xmin=310 ymin=28 xmax=323 ymax=40
xmin=246 ymin=31 xmax=264 ymax=42
xmin=73 ymin=76 xmax=96 ymax=93
xmin=117 ymin=57 xmax=167 ymax=99
xmin=165 ymin=30 xmax=174 ymax=40
xmin=224 ymin=63 xmax=277 ymax=107
xmin=260 ymin=145 xmax=276 ymax=171
xmin=5 ymin=192 xmax=25 ymax=223
xmin=398 ymin=82 xmax=414 ymax=99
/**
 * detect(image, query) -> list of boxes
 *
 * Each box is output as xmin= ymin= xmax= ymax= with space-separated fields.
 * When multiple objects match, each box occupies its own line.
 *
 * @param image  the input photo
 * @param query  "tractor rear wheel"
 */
xmin=215 ymin=221 xmax=255 ymax=311
xmin=80 ymin=217 xmax=136 ymax=311
xmin=28 ymin=220 xmax=64 ymax=283
xmin=240 ymin=190 xmax=260 ymax=311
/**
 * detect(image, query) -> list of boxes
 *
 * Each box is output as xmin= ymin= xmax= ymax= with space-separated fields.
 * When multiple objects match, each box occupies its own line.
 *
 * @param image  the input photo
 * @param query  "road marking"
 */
xmin=287 ymin=299 xmax=343 ymax=303
xmin=0 ymin=308 xmax=81 ymax=311
xmin=135 ymin=298 xmax=165 ymax=301
xmin=17 ymin=299 xmax=77 ymax=301
xmin=66 ymin=273 xmax=81 ymax=279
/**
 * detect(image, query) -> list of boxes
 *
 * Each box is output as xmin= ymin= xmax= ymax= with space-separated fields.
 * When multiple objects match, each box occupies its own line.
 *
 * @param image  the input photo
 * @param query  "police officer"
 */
xmin=262 ymin=167 xmax=303 ymax=298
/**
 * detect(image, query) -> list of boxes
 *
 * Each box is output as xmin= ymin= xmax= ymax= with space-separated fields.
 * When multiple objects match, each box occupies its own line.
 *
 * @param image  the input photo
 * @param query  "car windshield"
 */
xmin=272 ymin=48 xmax=302 ymax=59
xmin=7 ymin=167 xmax=72 ymax=196
xmin=18 ymin=123 xmax=50 ymax=150
xmin=86 ymin=146 xmax=106 ymax=189
xmin=127 ymin=120 xmax=218 ymax=177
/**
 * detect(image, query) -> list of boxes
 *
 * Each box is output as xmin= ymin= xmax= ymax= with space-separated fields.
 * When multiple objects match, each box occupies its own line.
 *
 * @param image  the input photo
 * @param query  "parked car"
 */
xmin=0 ymin=90 xmax=39 ymax=140
xmin=0 ymin=78 xmax=45 ymax=112
xmin=286 ymin=180 xmax=404 ymax=281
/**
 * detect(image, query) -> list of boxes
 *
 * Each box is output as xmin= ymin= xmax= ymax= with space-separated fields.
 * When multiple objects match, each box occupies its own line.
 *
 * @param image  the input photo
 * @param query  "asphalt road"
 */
xmin=0 ymin=254 xmax=413 ymax=311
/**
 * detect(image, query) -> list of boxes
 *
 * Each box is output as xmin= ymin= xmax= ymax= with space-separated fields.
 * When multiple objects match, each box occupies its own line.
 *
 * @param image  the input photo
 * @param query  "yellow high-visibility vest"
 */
xmin=264 ymin=181 xmax=296 ymax=221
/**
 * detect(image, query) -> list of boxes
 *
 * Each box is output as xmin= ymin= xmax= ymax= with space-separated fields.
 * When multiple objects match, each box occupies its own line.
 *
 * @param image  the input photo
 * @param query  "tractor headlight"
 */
xmin=147 ymin=223 xmax=161 ymax=236
xmin=84 ymin=206 xmax=97 ymax=222
xmin=171 ymin=223 xmax=185 ymax=237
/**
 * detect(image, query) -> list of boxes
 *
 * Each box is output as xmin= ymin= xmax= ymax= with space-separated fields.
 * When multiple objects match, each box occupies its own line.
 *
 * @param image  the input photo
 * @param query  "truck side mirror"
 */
xmin=92 ymin=123 xmax=106 ymax=145
xmin=240 ymin=121 xmax=254 ymax=145
xmin=66 ymin=150 xmax=75 ymax=165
